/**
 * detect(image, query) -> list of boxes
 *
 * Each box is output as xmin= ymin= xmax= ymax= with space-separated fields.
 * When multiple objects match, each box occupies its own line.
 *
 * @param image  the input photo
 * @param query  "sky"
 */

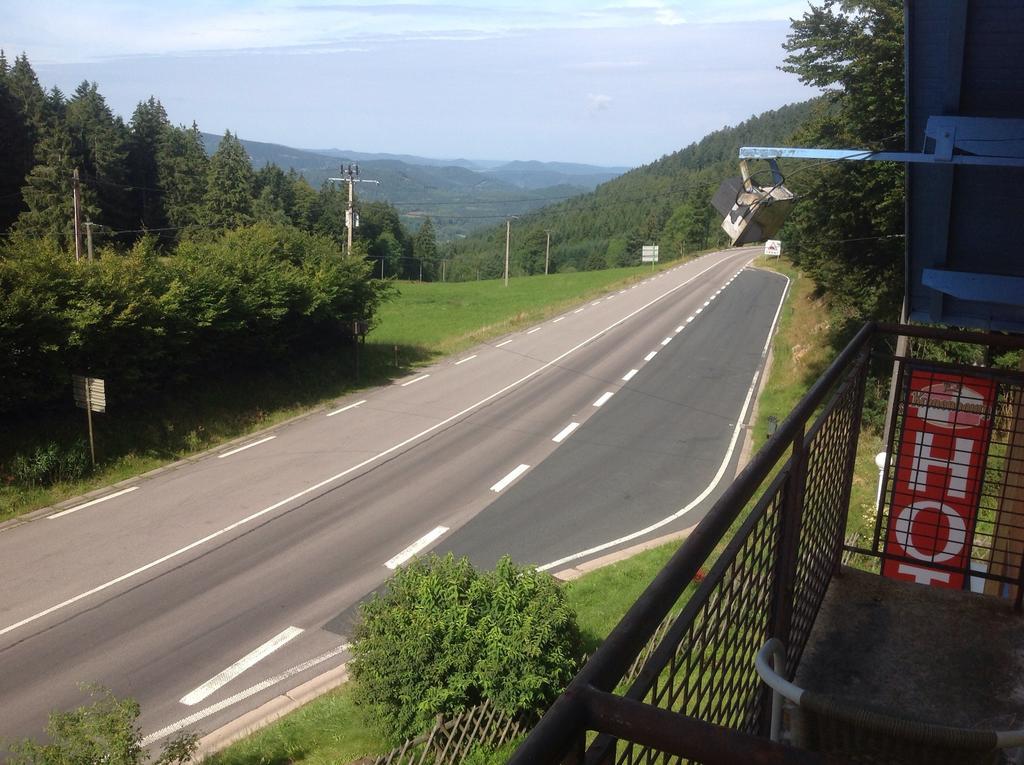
xmin=3 ymin=1 xmax=819 ymax=167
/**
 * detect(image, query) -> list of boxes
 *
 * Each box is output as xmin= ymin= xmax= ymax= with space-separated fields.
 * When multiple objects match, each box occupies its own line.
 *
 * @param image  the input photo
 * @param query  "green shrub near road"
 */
xmin=349 ymin=554 xmax=584 ymax=746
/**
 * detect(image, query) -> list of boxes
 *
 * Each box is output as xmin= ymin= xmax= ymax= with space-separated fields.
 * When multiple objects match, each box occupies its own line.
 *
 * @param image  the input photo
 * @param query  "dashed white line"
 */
xmin=326 ymin=399 xmax=367 ymax=417
xmin=401 ymin=374 xmax=430 ymax=387
xmin=539 ymin=270 xmax=792 ymax=573
xmin=675 ymin=325 xmax=684 ymax=333
xmin=142 ymin=642 xmax=351 ymax=747
xmin=527 ymin=327 xmax=542 ymax=334
xmin=696 ymin=307 xmax=704 ymax=314
xmin=622 ymin=369 xmax=639 ymax=382
xmin=552 ymin=317 xmax=565 ymax=323
xmin=591 ymin=300 xmax=602 ymax=306
xmin=218 ymin=436 xmax=276 ymax=459
xmin=385 ymin=525 xmax=450 ymax=569
xmin=644 ymin=351 xmax=658 ymax=362
xmin=593 ymin=391 xmax=614 ymax=407
xmin=703 ymin=300 xmax=710 ymax=307
xmin=552 ymin=422 xmax=581 ymax=443
xmin=574 ymin=308 xmax=585 ymax=314
xmin=49 ymin=486 xmax=139 ymax=520
xmin=455 ymin=354 xmax=478 ymax=365
xmin=496 ymin=339 xmax=513 ymax=347
xmin=661 ymin=337 xmax=673 ymax=346
xmin=491 ymin=464 xmax=530 ymax=493
xmin=180 ymin=626 xmax=304 ymax=706
xmin=687 ymin=316 xmax=695 ymax=323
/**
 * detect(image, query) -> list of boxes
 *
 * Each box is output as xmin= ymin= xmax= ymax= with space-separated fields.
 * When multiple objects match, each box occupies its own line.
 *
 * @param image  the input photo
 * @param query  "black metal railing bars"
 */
xmin=508 ymin=323 xmax=1024 ymax=765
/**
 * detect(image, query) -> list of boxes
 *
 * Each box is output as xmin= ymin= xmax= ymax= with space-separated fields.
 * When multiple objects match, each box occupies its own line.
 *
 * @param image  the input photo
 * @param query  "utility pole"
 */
xmin=545 ymin=230 xmax=551 ymax=275
xmin=504 ymin=219 xmax=511 ymax=287
xmin=84 ymin=220 xmax=95 ymax=261
xmin=72 ymin=168 xmax=82 ymax=262
xmin=328 ymin=164 xmax=380 ymax=255
xmin=503 ymin=215 xmax=519 ymax=287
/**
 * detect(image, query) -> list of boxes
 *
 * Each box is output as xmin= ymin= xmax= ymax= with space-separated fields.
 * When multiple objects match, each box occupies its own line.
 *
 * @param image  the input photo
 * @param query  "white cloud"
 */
xmin=588 ymin=93 xmax=613 ymax=112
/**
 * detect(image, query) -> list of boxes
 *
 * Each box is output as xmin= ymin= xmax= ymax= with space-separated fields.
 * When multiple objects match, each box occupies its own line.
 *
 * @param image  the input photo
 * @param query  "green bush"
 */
xmin=10 ymin=440 xmax=91 ymax=486
xmin=350 ymin=554 xmax=583 ymax=745
xmin=6 ymin=684 xmax=196 ymax=765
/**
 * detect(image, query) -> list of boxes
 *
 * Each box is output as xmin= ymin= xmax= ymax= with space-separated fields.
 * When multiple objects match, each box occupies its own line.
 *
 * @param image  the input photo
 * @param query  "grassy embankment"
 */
xmin=205 ymin=257 xmax=887 ymax=765
xmin=1 ymin=262 xmax=683 ymax=521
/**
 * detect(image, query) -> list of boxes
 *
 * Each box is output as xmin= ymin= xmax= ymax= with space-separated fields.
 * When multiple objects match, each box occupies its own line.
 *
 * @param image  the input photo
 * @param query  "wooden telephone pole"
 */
xmin=329 ymin=164 xmax=380 ymax=256
xmin=72 ymin=169 xmax=83 ymax=262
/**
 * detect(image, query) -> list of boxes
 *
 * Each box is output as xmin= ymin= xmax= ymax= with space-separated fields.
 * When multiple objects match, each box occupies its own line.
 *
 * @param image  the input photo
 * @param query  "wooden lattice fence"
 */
xmin=370 ymin=699 xmax=536 ymax=765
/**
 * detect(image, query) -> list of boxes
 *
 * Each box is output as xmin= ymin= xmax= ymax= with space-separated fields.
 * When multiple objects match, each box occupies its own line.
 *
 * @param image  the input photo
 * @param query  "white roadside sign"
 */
xmin=764 ymin=239 xmax=782 ymax=257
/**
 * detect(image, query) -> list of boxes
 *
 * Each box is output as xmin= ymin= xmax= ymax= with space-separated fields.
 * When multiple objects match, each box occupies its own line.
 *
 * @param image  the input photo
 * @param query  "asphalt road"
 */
xmin=0 ymin=247 xmax=787 ymax=748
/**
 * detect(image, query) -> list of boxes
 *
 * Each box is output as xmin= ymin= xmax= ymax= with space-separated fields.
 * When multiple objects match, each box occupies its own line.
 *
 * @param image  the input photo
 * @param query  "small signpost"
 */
xmin=764 ymin=239 xmax=782 ymax=258
xmin=642 ymin=245 xmax=659 ymax=270
xmin=72 ymin=374 xmax=105 ymax=466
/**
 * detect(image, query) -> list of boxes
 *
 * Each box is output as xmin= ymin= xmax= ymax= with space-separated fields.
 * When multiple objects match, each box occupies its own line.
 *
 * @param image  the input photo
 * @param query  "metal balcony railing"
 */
xmin=509 ymin=324 xmax=1024 ymax=765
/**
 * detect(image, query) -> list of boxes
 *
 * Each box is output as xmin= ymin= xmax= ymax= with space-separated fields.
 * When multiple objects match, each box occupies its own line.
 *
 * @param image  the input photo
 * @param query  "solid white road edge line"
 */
xmin=593 ymin=392 xmax=614 ymax=407
xmin=552 ymin=422 xmax=581 ymax=443
xmin=384 ymin=526 xmax=450 ymax=569
xmin=48 ymin=486 xmax=139 ymax=520
xmin=218 ymin=436 xmax=276 ymax=459
xmin=142 ymin=642 xmax=351 ymax=747
xmin=622 ymin=369 xmax=638 ymax=382
xmin=491 ymin=464 xmax=531 ymax=493
xmin=455 ymin=355 xmax=477 ymax=366
xmin=539 ymin=270 xmax=791 ymax=573
xmin=180 ymin=626 xmax=304 ymax=706
xmin=0 ymin=252 xmax=746 ymax=639
xmin=326 ymin=400 xmax=366 ymax=417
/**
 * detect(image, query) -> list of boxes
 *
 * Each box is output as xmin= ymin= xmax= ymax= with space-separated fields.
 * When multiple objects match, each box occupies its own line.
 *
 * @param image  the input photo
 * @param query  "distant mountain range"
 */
xmin=201 ymin=133 xmax=629 ymax=238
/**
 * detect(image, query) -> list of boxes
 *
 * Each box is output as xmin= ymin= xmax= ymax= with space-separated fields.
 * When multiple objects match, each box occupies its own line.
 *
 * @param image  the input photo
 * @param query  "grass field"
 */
xmin=0 ymin=261 xmax=684 ymax=521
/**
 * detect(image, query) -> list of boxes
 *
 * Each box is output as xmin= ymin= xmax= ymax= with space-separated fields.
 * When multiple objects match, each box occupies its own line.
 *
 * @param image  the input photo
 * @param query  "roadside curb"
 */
xmin=190 ymin=663 xmax=350 ymax=762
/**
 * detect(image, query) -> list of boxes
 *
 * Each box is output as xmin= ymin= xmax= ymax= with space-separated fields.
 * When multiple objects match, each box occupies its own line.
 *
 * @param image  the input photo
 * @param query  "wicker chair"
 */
xmin=755 ymin=638 xmax=1024 ymax=765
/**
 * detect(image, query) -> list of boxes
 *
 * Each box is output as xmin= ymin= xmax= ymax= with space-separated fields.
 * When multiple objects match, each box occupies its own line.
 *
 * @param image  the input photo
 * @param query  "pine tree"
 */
xmin=413 ymin=217 xmax=439 ymax=279
xmin=128 ymin=97 xmax=171 ymax=233
xmin=16 ymin=123 xmax=81 ymax=246
xmin=0 ymin=52 xmax=48 ymax=232
xmin=157 ymin=122 xmax=208 ymax=232
xmin=202 ymin=130 xmax=255 ymax=229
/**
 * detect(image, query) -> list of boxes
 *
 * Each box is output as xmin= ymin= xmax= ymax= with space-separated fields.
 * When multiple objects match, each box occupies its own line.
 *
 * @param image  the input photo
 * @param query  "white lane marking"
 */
xmin=491 ymin=464 xmax=530 ymax=493
xmin=526 ymin=327 xmax=542 ymax=334
xmin=455 ymin=354 xmax=478 ymax=366
xmin=619 ymin=289 xmax=627 ymax=294
xmin=540 ymin=271 xmax=792 ymax=573
xmin=622 ymin=369 xmax=638 ymax=382
xmin=591 ymin=300 xmax=602 ymax=306
xmin=326 ymin=399 xmax=366 ymax=417
xmin=495 ymin=339 xmax=513 ymax=347
xmin=218 ymin=436 xmax=276 ymax=459
xmin=675 ymin=325 xmax=684 ymax=333
xmin=0 ymin=253 xmax=747 ymax=639
xmin=644 ymin=351 xmax=658 ymax=362
xmin=593 ymin=392 xmax=614 ymax=407
xmin=180 ymin=626 xmax=304 ymax=706
xmin=574 ymin=308 xmax=585 ymax=314
xmin=687 ymin=316 xmax=695 ymax=323
xmin=552 ymin=422 xmax=581 ymax=443
xmin=142 ymin=642 xmax=351 ymax=747
xmin=401 ymin=374 xmax=430 ymax=387
xmin=49 ymin=486 xmax=139 ymax=520
xmin=660 ymin=337 xmax=672 ymax=346
xmin=696 ymin=307 xmax=703 ymax=314
xmin=552 ymin=317 xmax=565 ymax=323
xmin=703 ymin=300 xmax=710 ymax=307
xmin=606 ymin=294 xmax=615 ymax=300
xmin=384 ymin=525 xmax=449 ymax=569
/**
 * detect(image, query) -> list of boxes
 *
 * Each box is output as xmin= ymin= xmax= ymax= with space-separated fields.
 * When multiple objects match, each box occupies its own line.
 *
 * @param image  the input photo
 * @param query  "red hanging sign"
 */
xmin=882 ymin=369 xmax=995 ymax=589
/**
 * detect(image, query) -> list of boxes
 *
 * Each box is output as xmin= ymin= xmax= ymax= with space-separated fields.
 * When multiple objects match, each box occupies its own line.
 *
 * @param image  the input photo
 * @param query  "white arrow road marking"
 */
xmin=180 ymin=626 xmax=304 ymax=706
xmin=384 ymin=526 xmax=450 ymax=569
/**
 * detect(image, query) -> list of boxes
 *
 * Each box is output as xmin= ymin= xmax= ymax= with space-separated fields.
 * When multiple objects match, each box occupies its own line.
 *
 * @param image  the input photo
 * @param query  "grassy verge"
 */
xmin=1 ymin=260 xmax=690 ymax=521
